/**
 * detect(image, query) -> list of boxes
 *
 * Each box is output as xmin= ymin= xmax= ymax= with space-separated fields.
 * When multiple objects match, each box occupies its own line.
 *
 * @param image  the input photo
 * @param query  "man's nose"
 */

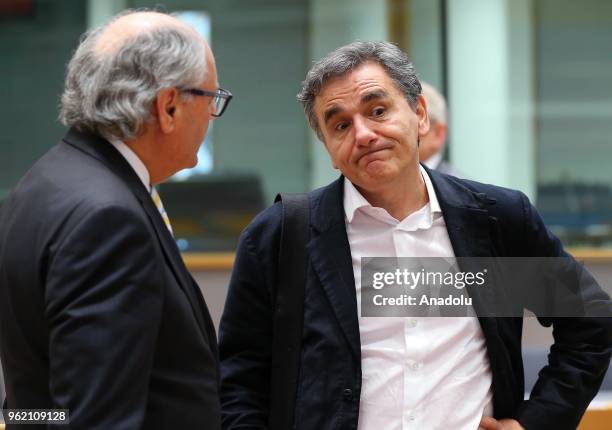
xmin=353 ymin=116 xmax=377 ymax=147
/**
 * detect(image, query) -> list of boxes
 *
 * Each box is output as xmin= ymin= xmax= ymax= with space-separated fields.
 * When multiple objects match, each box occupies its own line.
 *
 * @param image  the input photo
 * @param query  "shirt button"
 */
xmin=407 ymin=319 xmax=418 ymax=328
xmin=408 ymin=415 xmax=416 ymax=422
xmin=411 ymin=362 xmax=421 ymax=371
xmin=343 ymin=388 xmax=353 ymax=400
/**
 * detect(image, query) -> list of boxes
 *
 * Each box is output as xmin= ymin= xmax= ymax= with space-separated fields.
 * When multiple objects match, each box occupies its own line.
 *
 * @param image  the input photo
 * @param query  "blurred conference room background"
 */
xmin=1 ymin=0 xmax=611 ymax=426
xmin=2 ymin=0 xmax=612 ymax=254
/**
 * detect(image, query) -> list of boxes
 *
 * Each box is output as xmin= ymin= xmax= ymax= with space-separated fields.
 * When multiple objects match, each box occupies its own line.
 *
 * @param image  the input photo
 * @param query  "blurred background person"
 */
xmin=418 ymin=81 xmax=463 ymax=177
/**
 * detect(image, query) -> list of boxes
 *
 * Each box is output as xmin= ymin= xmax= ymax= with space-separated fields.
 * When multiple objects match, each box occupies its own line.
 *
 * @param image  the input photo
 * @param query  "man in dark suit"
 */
xmin=219 ymin=42 xmax=611 ymax=430
xmin=0 ymin=11 xmax=232 ymax=429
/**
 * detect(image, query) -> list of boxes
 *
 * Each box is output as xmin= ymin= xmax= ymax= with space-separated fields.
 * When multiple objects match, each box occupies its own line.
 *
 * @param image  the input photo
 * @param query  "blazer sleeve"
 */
xmin=44 ymin=204 xmax=164 ymax=429
xmin=513 ymin=192 xmax=612 ymax=430
xmin=218 ymin=206 xmax=281 ymax=430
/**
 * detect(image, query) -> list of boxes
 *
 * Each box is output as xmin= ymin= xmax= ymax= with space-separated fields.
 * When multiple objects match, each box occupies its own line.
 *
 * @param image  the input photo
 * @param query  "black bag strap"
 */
xmin=268 ymin=192 xmax=310 ymax=430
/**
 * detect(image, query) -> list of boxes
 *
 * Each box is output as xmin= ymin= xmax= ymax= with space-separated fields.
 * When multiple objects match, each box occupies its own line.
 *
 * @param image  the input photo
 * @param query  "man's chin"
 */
xmin=351 ymin=171 xmax=395 ymax=190
xmin=363 ymin=159 xmax=395 ymax=178
xmin=186 ymin=156 xmax=199 ymax=169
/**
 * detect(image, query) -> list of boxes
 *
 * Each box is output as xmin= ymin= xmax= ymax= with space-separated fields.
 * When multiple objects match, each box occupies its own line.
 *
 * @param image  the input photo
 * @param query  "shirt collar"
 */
xmin=108 ymin=138 xmax=151 ymax=191
xmin=344 ymin=165 xmax=442 ymax=225
xmin=422 ymin=164 xmax=442 ymax=215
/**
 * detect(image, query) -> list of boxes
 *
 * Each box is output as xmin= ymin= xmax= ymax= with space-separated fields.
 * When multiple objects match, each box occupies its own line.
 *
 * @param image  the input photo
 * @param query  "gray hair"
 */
xmin=420 ymin=81 xmax=448 ymax=124
xmin=59 ymin=11 xmax=207 ymax=141
xmin=297 ymin=41 xmax=421 ymax=140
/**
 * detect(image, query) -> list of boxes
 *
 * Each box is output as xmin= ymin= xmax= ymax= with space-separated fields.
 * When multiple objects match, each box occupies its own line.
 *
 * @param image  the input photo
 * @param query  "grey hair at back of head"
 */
xmin=296 ymin=41 xmax=421 ymax=140
xmin=59 ymin=11 xmax=207 ymax=141
xmin=420 ymin=81 xmax=448 ymax=124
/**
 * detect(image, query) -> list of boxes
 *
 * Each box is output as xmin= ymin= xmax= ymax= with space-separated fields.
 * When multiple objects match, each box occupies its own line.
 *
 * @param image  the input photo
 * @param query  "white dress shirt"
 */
xmin=108 ymin=138 xmax=150 ymax=190
xmin=345 ymin=166 xmax=493 ymax=430
xmin=109 ymin=139 xmax=175 ymax=235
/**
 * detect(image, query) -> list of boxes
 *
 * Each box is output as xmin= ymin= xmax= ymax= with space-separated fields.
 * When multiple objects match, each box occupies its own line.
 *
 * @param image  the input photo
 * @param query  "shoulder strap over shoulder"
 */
xmin=269 ymin=192 xmax=310 ymax=430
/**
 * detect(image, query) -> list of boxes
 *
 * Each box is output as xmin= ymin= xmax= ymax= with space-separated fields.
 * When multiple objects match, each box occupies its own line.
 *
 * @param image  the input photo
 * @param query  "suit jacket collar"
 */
xmin=309 ymin=166 xmax=499 ymax=259
xmin=309 ymin=166 xmax=487 ymax=234
xmin=63 ymin=127 xmax=150 ymax=201
xmin=62 ymin=127 xmax=212 ymax=342
xmin=424 ymin=165 xmax=496 ymax=258
xmin=424 ymin=166 xmax=511 ymax=413
xmin=424 ymin=166 xmax=501 ymax=318
xmin=308 ymin=176 xmax=361 ymax=358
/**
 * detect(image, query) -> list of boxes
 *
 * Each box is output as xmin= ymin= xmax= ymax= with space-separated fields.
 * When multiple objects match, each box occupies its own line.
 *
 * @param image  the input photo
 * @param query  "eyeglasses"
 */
xmin=180 ymin=87 xmax=233 ymax=117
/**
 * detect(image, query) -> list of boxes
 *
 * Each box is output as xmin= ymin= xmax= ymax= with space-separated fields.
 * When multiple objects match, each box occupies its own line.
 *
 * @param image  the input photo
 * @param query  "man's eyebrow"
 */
xmin=323 ymin=106 xmax=343 ymax=125
xmin=361 ymin=89 xmax=389 ymax=104
xmin=322 ymin=90 xmax=390 ymax=125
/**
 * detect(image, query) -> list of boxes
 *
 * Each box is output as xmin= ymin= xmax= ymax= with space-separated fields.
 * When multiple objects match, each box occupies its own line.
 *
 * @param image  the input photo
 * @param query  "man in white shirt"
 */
xmin=0 ymin=10 xmax=231 ymax=429
xmin=219 ymin=41 xmax=611 ymax=430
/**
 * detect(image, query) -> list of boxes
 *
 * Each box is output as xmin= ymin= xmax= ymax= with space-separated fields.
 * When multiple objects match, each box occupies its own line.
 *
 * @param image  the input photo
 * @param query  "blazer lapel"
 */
xmin=63 ymin=128 xmax=211 ymax=341
xmin=427 ymin=167 xmax=521 ymax=415
xmin=425 ymin=170 xmax=507 ymax=356
xmin=441 ymin=204 xmax=502 ymax=316
xmin=424 ymin=167 xmax=495 ymax=259
xmin=427 ymin=168 xmax=503 ymax=314
xmin=308 ymin=178 xmax=361 ymax=360
xmin=139 ymin=193 xmax=212 ymax=341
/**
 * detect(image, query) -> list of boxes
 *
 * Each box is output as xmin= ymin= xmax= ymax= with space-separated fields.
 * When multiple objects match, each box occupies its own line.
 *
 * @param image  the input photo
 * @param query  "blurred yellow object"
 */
xmin=0 ymin=423 xmax=5 ymax=430
xmin=570 ymin=247 xmax=612 ymax=262
xmin=183 ymin=252 xmax=235 ymax=270
xmin=578 ymin=406 xmax=612 ymax=430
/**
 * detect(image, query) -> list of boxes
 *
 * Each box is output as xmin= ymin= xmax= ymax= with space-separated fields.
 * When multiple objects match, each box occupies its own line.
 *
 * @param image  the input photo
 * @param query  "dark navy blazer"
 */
xmin=0 ymin=129 xmax=221 ymax=429
xmin=219 ymin=168 xmax=612 ymax=430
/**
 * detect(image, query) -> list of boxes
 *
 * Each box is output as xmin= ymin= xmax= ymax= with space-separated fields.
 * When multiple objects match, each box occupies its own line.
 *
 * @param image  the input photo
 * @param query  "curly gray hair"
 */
xmin=297 ymin=41 xmax=421 ymax=140
xmin=59 ymin=11 xmax=207 ymax=141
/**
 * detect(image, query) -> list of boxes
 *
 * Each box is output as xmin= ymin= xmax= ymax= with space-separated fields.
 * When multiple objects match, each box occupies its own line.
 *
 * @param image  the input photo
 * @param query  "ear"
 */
xmin=416 ymin=94 xmax=430 ymax=136
xmin=435 ymin=122 xmax=448 ymax=142
xmin=155 ymin=87 xmax=180 ymax=134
